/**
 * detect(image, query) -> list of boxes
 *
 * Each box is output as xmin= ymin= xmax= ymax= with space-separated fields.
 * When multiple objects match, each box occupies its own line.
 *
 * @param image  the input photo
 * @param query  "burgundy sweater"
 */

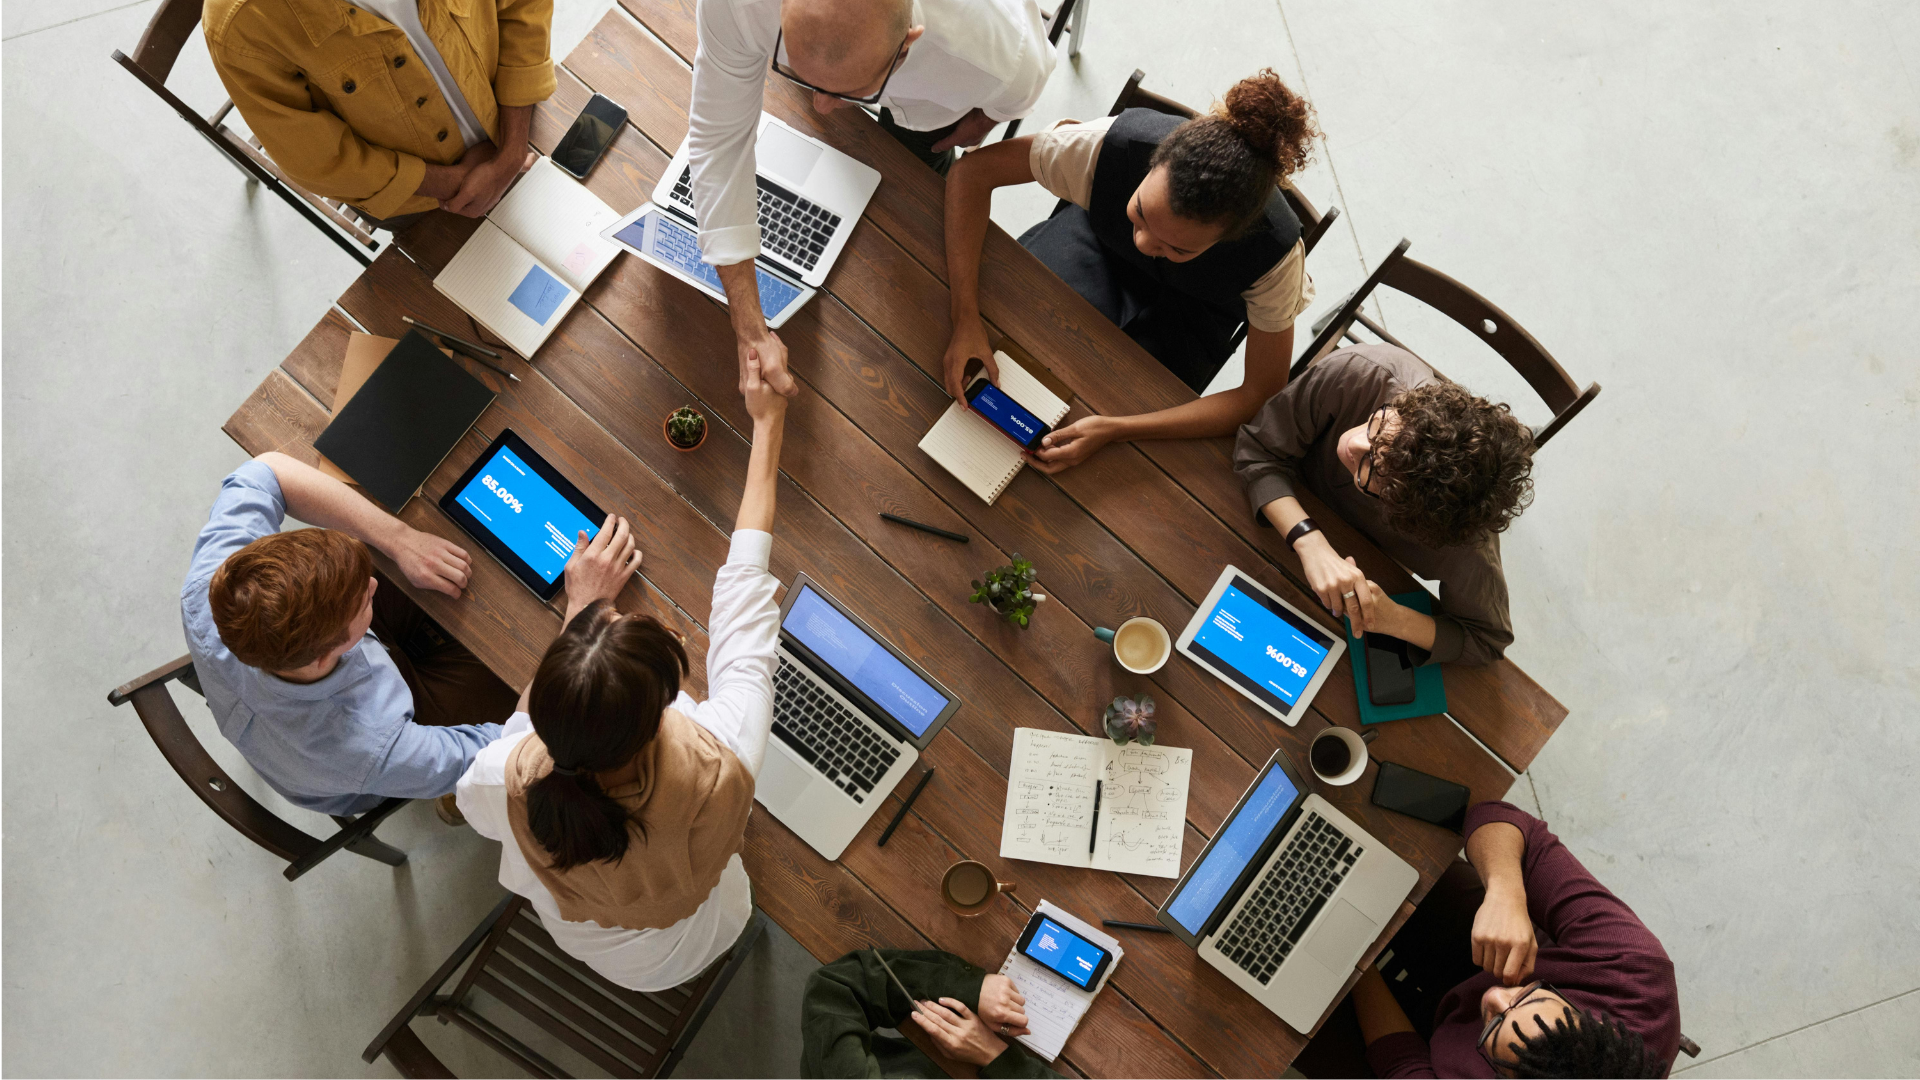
xmin=1365 ymin=803 xmax=1680 ymax=1078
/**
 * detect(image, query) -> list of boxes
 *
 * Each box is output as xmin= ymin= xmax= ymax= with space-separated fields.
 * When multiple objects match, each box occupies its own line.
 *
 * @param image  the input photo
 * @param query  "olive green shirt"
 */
xmin=801 ymin=950 xmax=1059 ymax=1079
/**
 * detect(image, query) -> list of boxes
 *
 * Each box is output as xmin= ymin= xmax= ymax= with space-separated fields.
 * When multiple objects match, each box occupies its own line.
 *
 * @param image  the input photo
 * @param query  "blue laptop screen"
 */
xmin=450 ymin=443 xmax=599 ymax=584
xmin=1166 ymin=763 xmax=1300 ymax=936
xmin=784 ymin=585 xmax=947 ymax=738
xmin=1187 ymin=577 xmax=1335 ymax=714
xmin=613 ymin=210 xmax=803 ymax=315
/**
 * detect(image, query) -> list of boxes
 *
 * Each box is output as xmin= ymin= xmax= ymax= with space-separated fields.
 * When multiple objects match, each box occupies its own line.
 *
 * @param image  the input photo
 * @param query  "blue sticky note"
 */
xmin=507 ymin=264 xmax=569 ymax=325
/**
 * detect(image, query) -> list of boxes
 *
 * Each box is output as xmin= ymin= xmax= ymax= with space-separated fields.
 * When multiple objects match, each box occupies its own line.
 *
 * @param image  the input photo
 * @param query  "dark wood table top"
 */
xmin=223 ymin=8 xmax=1568 ymax=1074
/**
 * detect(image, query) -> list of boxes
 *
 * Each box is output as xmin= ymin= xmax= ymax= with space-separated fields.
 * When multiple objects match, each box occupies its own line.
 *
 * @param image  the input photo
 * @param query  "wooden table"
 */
xmin=225 ymin=6 xmax=1568 ymax=1074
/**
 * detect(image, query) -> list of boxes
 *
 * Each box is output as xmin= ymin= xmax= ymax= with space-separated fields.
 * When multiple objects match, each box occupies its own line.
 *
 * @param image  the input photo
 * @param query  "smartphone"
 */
xmin=1016 ymin=912 xmax=1113 ymax=990
xmin=1371 ymin=760 xmax=1470 ymax=833
xmin=965 ymin=374 xmax=1053 ymax=452
xmin=1365 ymin=632 xmax=1417 ymax=706
xmin=552 ymin=93 xmax=627 ymax=180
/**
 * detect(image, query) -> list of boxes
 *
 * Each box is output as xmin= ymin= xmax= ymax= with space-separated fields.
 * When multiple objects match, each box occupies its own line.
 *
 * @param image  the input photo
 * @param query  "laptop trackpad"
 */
xmin=758 ymin=123 xmax=824 ymax=186
xmin=1305 ymin=899 xmax=1379 ymax=972
xmin=755 ymin=747 xmax=815 ymax=819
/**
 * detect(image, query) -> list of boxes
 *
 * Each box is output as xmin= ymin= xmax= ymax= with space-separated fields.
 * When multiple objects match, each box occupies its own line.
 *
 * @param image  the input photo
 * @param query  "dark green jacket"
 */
xmin=800 ymin=950 xmax=1060 ymax=1079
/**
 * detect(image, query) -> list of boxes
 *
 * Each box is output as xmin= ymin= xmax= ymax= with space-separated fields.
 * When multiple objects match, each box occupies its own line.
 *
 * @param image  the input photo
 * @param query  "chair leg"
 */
xmin=285 ymin=798 xmax=411 ymax=880
xmin=342 ymin=831 xmax=408 ymax=867
xmin=1067 ymin=0 xmax=1088 ymax=58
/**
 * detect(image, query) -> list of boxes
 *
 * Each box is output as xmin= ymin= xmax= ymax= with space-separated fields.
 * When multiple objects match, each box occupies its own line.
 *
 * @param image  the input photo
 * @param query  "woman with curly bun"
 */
xmin=943 ymin=69 xmax=1321 ymax=473
xmin=1234 ymin=343 xmax=1537 ymax=666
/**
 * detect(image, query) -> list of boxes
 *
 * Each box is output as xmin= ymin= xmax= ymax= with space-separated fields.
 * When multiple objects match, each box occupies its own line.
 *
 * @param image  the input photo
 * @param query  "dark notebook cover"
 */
xmin=313 ymin=330 xmax=497 ymax=510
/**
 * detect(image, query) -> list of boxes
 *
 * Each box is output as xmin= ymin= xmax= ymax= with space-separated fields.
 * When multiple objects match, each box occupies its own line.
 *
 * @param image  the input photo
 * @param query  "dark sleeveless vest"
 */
xmin=1087 ymin=108 xmax=1302 ymax=321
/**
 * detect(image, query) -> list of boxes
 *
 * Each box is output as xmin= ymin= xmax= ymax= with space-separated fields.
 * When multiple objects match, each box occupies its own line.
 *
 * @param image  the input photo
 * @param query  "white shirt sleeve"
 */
xmin=689 ymin=0 xmax=771 ymax=266
xmin=977 ymin=0 xmax=1054 ymax=122
xmin=686 ymin=531 xmax=780 ymax=776
xmin=455 ymin=715 xmax=534 ymax=843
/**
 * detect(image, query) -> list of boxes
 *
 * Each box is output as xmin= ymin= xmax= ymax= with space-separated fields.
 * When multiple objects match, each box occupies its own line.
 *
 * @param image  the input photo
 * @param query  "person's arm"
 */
xmin=1350 ymin=965 xmax=1439 ymax=1079
xmin=942 ymin=136 xmax=1039 ymax=398
xmin=361 ymin=713 xmax=505 ymax=800
xmin=441 ymin=104 xmax=537 ymax=216
xmin=1467 ymin=818 xmax=1538 ymax=985
xmin=801 ymin=950 xmax=1000 ymax=1077
xmin=254 ymin=452 xmax=471 ymax=597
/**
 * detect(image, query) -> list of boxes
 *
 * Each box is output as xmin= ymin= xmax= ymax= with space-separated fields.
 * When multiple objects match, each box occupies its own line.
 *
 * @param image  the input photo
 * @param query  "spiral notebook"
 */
xmin=996 ymin=901 xmax=1122 ymax=1063
xmin=917 ymin=349 xmax=1072 ymax=504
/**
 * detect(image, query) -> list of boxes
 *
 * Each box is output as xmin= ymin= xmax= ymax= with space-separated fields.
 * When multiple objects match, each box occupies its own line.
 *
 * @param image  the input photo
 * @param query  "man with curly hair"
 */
xmin=1233 ymin=342 xmax=1536 ymax=665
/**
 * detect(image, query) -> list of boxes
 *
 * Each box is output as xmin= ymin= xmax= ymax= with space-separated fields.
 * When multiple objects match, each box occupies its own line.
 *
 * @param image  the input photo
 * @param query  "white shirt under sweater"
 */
xmin=688 ymin=0 xmax=1055 ymax=265
xmin=457 ymin=530 xmax=779 ymax=991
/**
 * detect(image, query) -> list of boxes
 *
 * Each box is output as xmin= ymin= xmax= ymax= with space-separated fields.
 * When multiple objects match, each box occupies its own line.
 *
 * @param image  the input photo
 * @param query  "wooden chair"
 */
xmin=997 ymin=0 xmax=1087 ymax=140
xmin=108 ymin=655 xmax=412 ymax=881
xmin=1292 ymin=238 xmax=1601 ymax=448
xmin=362 ymin=895 xmax=769 ymax=1078
xmin=109 ymin=0 xmax=382 ymax=266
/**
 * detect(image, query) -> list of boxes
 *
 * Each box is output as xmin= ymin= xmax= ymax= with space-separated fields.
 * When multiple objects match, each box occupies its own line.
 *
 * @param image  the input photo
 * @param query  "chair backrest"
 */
xmin=123 ymin=0 xmax=204 ymax=83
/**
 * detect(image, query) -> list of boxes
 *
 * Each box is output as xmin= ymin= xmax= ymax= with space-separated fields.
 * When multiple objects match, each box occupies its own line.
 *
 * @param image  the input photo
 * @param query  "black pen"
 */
xmin=880 ymin=513 xmax=968 ymax=543
xmin=1088 ymin=779 xmax=1102 ymax=854
xmin=877 ymin=767 xmax=935 ymax=847
xmin=1102 ymin=920 xmax=1172 ymax=934
xmin=403 ymin=315 xmax=520 ymax=382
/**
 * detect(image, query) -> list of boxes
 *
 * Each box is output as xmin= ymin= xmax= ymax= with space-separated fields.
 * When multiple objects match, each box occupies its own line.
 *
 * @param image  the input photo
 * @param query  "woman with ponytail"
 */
xmin=456 ymin=355 xmax=789 ymax=990
xmin=943 ymin=69 xmax=1322 ymax=474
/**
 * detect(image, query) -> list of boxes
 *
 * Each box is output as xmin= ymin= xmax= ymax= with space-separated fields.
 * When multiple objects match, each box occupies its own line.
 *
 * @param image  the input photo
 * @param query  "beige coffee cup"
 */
xmin=941 ymin=860 xmax=1017 ymax=916
xmin=1094 ymin=616 xmax=1172 ymax=674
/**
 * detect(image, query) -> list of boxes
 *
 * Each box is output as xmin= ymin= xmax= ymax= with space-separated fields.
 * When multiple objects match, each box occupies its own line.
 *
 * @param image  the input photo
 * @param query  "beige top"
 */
xmin=1027 ymin=115 xmax=1314 ymax=333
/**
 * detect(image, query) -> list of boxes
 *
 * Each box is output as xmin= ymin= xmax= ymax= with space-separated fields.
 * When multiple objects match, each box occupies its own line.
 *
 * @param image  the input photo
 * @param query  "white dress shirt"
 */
xmin=457 ymin=530 xmax=780 ymax=991
xmin=688 ymin=0 xmax=1055 ymax=265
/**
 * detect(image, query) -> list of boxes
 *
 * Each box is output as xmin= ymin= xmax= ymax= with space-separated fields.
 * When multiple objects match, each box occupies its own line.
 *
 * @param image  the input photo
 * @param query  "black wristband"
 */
xmin=1283 ymin=518 xmax=1320 ymax=550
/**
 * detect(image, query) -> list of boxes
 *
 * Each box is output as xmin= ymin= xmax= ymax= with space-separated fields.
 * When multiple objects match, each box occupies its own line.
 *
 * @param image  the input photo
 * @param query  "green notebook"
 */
xmin=1344 ymin=590 xmax=1448 ymax=725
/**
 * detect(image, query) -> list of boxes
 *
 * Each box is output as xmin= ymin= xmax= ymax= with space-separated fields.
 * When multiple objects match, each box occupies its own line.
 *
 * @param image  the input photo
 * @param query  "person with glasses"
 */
xmin=688 ymin=0 xmax=1055 ymax=400
xmin=1233 ymin=342 xmax=1537 ymax=666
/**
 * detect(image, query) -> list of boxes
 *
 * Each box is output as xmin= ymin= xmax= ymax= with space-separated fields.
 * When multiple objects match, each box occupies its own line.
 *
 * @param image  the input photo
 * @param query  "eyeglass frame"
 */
xmin=1476 ymin=980 xmax=1576 ymax=1074
xmin=770 ymin=27 xmax=912 ymax=106
xmin=1354 ymin=405 xmax=1393 ymax=499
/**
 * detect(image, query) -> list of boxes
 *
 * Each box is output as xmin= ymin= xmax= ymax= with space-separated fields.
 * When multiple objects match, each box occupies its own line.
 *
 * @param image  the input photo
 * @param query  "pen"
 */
xmin=877 ymin=767 xmax=935 ymax=847
xmin=403 ymin=315 xmax=520 ymax=382
xmin=871 ymin=948 xmax=932 ymax=1017
xmin=1101 ymin=920 xmax=1172 ymax=934
xmin=880 ymin=513 xmax=968 ymax=543
xmin=1088 ymin=779 xmax=1101 ymax=854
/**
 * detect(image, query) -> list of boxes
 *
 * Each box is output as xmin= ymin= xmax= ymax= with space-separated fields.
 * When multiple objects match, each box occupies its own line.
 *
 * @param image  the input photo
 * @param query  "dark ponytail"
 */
xmin=524 ymin=600 xmax=690 ymax=870
xmin=1149 ymin=68 xmax=1320 ymax=238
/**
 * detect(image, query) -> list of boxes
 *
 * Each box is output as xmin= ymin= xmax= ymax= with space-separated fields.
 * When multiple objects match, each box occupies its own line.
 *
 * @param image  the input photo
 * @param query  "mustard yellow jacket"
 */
xmin=205 ymin=0 xmax=554 ymax=219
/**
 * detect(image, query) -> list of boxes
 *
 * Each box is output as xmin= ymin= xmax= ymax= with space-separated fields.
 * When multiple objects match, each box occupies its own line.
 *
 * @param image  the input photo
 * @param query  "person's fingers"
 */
xmin=625 ymin=546 xmax=645 ymax=573
xmin=520 ymin=151 xmax=536 ymax=173
xmin=587 ymin=515 xmax=613 ymax=553
xmin=1009 ymin=989 xmax=1025 ymax=1007
xmin=1523 ymin=938 xmax=1539 ymax=982
xmin=939 ymin=998 xmax=974 ymax=1017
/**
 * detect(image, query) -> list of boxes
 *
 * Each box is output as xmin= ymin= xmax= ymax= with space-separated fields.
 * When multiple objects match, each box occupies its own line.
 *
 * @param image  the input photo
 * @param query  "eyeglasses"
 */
xmin=770 ymin=28 xmax=910 ymax=105
xmin=1354 ymin=406 xmax=1391 ymax=499
xmin=1477 ymin=981 xmax=1568 ymax=1074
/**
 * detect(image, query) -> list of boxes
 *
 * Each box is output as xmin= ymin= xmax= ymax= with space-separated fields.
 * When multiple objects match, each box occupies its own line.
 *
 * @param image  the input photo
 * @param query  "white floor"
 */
xmin=4 ymin=0 xmax=1918 ymax=1076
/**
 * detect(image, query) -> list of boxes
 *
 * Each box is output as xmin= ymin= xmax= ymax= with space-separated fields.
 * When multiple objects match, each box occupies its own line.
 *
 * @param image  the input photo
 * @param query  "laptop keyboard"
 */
xmin=1215 ymin=812 xmax=1362 ymax=985
xmin=669 ymin=166 xmax=842 ymax=272
xmin=771 ymin=656 xmax=900 ymax=803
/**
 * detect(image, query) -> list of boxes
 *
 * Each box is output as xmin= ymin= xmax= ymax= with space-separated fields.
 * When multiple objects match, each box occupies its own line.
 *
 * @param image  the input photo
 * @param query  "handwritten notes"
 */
xmin=1000 ymin=728 xmax=1192 ymax=878
xmin=998 ymin=901 xmax=1123 ymax=1063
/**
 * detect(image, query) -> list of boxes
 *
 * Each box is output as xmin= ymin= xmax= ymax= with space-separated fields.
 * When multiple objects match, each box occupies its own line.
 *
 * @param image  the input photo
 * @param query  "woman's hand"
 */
xmin=943 ymin=315 xmax=998 ymax=400
xmin=1296 ymin=534 xmax=1373 ymax=629
xmin=1471 ymin=881 xmax=1538 ymax=986
xmin=975 ymin=974 xmax=1031 ymax=1038
xmin=909 ymin=997 xmax=1008 ymax=1067
xmin=563 ymin=514 xmax=641 ymax=619
xmin=1030 ymin=416 xmax=1114 ymax=474
xmin=741 ymin=351 xmax=788 ymax=427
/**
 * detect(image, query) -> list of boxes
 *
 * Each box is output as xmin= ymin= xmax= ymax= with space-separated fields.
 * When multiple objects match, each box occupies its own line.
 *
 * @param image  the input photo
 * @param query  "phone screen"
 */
xmin=553 ymin=94 xmax=627 ymax=179
xmin=966 ymin=377 xmax=1052 ymax=452
xmin=1364 ymin=632 xmax=1417 ymax=706
xmin=1018 ymin=914 xmax=1111 ymax=989
xmin=1371 ymin=761 xmax=1470 ymax=832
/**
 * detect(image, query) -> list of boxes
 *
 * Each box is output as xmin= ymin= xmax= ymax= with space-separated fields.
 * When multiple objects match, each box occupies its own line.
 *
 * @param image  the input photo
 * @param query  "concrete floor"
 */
xmin=4 ymin=0 xmax=1917 ymax=1075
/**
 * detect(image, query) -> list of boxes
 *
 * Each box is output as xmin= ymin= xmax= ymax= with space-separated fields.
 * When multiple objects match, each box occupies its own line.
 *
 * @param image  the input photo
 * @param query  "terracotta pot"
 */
xmin=663 ymin=412 xmax=707 ymax=452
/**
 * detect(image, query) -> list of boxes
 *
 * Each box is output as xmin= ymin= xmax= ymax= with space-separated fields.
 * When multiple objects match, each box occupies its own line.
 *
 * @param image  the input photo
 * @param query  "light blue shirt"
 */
xmin=181 ymin=462 xmax=502 ymax=815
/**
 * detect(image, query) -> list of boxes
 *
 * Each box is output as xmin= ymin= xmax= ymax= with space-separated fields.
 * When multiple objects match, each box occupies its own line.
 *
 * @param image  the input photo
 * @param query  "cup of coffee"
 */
xmin=941 ymin=860 xmax=1017 ymax=917
xmin=1094 ymin=616 xmax=1172 ymax=674
xmin=1308 ymin=726 xmax=1378 ymax=786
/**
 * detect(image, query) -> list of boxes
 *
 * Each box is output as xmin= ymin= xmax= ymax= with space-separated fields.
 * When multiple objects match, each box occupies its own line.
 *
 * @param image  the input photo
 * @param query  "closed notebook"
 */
xmin=311 ymin=330 xmax=497 ymax=510
xmin=433 ymin=156 xmax=621 ymax=358
xmin=917 ymin=350 xmax=1071 ymax=504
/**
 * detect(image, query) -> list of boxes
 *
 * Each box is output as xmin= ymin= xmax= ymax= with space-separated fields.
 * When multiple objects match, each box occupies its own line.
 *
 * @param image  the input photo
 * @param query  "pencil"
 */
xmin=880 ymin=513 xmax=968 ymax=543
xmin=877 ymin=767 xmax=935 ymax=847
xmin=403 ymin=315 xmax=520 ymax=382
xmin=1101 ymin=920 xmax=1172 ymax=933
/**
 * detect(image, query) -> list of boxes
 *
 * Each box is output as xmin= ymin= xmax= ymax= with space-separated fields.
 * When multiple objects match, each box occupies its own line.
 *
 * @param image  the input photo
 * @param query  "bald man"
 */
xmin=690 ymin=0 xmax=1055 ymax=398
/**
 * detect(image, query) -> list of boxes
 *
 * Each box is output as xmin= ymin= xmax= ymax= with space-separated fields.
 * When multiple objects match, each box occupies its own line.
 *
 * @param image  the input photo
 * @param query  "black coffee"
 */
xmin=1311 ymin=737 xmax=1352 ymax=776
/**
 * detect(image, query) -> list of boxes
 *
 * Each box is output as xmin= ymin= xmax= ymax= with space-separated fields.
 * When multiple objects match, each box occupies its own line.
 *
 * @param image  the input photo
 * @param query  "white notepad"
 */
xmin=997 ymin=901 xmax=1122 ymax=1063
xmin=433 ymin=157 xmax=621 ymax=358
xmin=999 ymin=728 xmax=1192 ymax=879
xmin=917 ymin=351 xmax=1071 ymax=504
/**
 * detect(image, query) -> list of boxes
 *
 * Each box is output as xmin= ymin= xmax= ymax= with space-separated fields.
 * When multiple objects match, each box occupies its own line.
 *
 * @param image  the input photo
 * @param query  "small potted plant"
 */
xmin=969 ymin=553 xmax=1046 ymax=629
xmin=663 ymin=405 xmax=707 ymax=452
xmin=1103 ymin=694 xmax=1157 ymax=746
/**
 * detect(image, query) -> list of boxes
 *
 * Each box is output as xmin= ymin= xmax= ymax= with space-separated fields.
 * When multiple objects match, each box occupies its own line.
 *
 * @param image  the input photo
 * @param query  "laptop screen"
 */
xmin=1165 ymin=761 xmax=1300 ymax=936
xmin=1186 ymin=576 xmax=1336 ymax=715
xmin=783 ymin=585 xmax=949 ymax=738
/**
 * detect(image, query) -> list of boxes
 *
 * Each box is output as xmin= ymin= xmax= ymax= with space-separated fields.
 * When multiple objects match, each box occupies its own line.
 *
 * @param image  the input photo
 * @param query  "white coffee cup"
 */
xmin=1095 ymin=616 xmax=1171 ymax=674
xmin=1308 ymin=726 xmax=1378 ymax=786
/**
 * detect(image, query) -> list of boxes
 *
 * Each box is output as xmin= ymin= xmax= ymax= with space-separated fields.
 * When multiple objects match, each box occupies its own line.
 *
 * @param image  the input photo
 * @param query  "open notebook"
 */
xmin=999 ymin=728 xmax=1192 ymax=879
xmin=917 ymin=350 xmax=1071 ymax=504
xmin=997 ymin=901 xmax=1122 ymax=1063
xmin=433 ymin=156 xmax=621 ymax=359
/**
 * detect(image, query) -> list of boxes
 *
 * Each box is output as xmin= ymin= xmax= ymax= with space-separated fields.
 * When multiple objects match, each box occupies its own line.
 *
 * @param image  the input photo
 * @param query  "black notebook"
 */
xmin=312 ymin=329 xmax=497 ymax=510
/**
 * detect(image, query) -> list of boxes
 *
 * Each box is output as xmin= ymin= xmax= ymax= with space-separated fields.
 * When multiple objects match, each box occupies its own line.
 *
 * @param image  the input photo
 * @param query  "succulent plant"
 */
xmin=666 ymin=406 xmax=706 ymax=447
xmin=1103 ymin=694 xmax=1157 ymax=746
xmin=969 ymin=553 xmax=1045 ymax=629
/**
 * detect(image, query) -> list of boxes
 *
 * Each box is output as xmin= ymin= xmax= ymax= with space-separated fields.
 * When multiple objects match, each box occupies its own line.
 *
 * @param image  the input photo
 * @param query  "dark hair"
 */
xmin=1373 ymin=382 xmax=1536 ymax=548
xmin=209 ymin=528 xmax=371 ymax=671
xmin=1506 ymin=1003 xmax=1664 ymax=1079
xmin=524 ymin=601 xmax=690 ymax=870
xmin=1148 ymin=69 xmax=1319 ymax=238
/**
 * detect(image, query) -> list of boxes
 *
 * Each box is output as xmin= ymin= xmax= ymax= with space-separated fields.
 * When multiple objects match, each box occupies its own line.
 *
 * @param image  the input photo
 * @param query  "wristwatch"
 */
xmin=1283 ymin=518 xmax=1320 ymax=550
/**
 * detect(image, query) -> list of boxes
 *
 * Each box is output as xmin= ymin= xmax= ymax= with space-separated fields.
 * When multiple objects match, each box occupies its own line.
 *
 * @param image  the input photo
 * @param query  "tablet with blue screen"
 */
xmin=602 ymin=203 xmax=815 ymax=328
xmin=439 ymin=430 xmax=607 ymax=601
xmin=1175 ymin=565 xmax=1346 ymax=725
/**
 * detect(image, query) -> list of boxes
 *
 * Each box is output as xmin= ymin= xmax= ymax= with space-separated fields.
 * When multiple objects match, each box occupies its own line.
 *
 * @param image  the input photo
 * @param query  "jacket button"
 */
xmin=393 ymin=55 xmax=406 ymax=68
xmin=416 ymin=96 xmax=427 ymax=107
xmin=342 ymin=79 xmax=356 ymax=93
xmin=436 ymin=129 xmax=448 ymax=141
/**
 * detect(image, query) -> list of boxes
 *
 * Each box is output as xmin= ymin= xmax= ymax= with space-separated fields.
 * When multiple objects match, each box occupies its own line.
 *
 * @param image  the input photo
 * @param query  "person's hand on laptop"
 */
xmin=975 ymin=974 xmax=1032 ymax=1038
xmin=909 ymin=996 xmax=1011 ymax=1066
xmin=562 ymin=514 xmax=642 ymax=624
xmin=931 ymin=108 xmax=998 ymax=153
xmin=942 ymin=315 xmax=998 ymax=401
xmin=390 ymin=527 xmax=473 ymax=598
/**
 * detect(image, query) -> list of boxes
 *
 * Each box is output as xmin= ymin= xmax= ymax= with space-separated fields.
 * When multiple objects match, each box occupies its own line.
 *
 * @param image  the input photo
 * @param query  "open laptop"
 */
xmin=1156 ymin=748 xmax=1418 ymax=1032
xmin=755 ymin=574 xmax=960 ymax=861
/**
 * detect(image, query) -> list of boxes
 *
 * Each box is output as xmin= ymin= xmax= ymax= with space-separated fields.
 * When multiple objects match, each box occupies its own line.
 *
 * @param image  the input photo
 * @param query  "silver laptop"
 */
xmin=1157 ymin=748 xmax=1418 ymax=1032
xmin=754 ymin=574 xmax=959 ymax=861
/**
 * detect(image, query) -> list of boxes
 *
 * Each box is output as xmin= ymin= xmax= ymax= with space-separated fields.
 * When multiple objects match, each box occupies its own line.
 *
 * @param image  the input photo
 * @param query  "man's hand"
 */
xmin=737 ymin=326 xmax=798 ymax=398
xmin=1030 ymin=415 xmax=1114 ymax=474
xmin=1472 ymin=880 xmax=1538 ymax=986
xmin=908 ymin=997 xmax=1008 ymax=1067
xmin=390 ymin=527 xmax=472 ymax=598
xmin=1297 ymin=534 xmax=1373 ymax=628
xmin=563 ymin=514 xmax=641 ymax=618
xmin=742 ymin=350 xmax=788 ymax=426
xmin=975 ymin=974 xmax=1031 ymax=1038
xmin=442 ymin=147 xmax=535 ymax=217
xmin=931 ymin=108 xmax=999 ymax=153
xmin=943 ymin=314 xmax=997 ymax=400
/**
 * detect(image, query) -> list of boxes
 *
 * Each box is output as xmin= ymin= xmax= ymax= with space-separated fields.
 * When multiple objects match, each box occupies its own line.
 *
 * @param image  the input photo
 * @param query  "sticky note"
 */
xmin=562 ymin=241 xmax=596 ymax=277
xmin=507 ymin=264 xmax=569 ymax=325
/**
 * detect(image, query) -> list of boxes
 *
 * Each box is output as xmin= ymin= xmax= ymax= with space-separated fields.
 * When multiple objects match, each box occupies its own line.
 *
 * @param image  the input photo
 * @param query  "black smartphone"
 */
xmin=552 ymin=93 xmax=626 ymax=180
xmin=1371 ymin=760 xmax=1470 ymax=833
xmin=965 ymin=373 xmax=1053 ymax=452
xmin=1364 ymin=631 xmax=1417 ymax=706
xmin=1016 ymin=911 xmax=1113 ymax=990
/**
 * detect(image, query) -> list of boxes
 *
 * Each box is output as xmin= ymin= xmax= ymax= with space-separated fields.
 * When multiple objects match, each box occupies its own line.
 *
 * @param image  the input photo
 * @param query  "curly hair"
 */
xmin=1372 ymin=383 xmax=1535 ymax=549
xmin=1506 ymin=1004 xmax=1665 ymax=1079
xmin=1150 ymin=69 xmax=1319 ymax=238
